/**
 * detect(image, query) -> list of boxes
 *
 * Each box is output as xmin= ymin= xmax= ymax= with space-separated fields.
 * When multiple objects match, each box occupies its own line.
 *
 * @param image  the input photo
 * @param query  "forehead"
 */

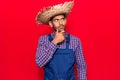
xmin=53 ymin=14 xmax=65 ymax=20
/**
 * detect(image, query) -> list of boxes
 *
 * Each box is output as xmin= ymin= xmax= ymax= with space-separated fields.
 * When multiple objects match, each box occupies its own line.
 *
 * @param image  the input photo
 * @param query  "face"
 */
xmin=48 ymin=14 xmax=67 ymax=32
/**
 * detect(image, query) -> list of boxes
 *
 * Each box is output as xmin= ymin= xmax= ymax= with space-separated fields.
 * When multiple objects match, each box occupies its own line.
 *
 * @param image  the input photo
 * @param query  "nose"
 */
xmin=59 ymin=20 xmax=63 ymax=25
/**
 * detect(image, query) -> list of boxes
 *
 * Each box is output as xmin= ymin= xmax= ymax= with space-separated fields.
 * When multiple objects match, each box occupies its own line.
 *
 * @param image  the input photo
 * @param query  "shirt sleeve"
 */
xmin=36 ymin=35 xmax=57 ymax=67
xmin=75 ymin=39 xmax=87 ymax=80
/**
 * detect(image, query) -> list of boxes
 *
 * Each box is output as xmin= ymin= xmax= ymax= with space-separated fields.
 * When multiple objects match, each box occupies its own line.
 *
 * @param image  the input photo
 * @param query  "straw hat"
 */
xmin=36 ymin=1 xmax=74 ymax=24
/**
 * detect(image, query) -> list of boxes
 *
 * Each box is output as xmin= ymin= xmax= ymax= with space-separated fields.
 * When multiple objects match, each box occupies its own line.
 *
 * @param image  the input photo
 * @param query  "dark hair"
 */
xmin=49 ymin=14 xmax=67 ymax=21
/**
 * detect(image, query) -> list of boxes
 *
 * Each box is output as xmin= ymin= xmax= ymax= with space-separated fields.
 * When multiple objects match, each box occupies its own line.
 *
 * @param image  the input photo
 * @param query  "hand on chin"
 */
xmin=58 ymin=28 xmax=65 ymax=32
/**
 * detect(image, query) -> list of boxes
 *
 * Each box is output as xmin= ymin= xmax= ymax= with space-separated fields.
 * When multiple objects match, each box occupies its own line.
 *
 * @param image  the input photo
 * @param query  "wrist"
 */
xmin=52 ymin=40 xmax=58 ymax=45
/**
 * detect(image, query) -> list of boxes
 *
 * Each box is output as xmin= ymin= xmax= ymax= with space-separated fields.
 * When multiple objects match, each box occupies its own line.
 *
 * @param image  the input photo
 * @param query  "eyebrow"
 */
xmin=53 ymin=19 xmax=59 ymax=20
xmin=53 ymin=17 xmax=65 ymax=20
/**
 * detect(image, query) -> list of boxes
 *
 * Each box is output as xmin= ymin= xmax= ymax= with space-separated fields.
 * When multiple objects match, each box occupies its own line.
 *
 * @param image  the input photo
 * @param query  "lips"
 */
xmin=59 ymin=26 xmax=64 ymax=29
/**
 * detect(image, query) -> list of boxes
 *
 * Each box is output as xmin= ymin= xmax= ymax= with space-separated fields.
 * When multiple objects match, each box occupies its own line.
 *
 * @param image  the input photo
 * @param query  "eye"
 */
xmin=54 ymin=19 xmax=58 ymax=22
xmin=61 ymin=18 xmax=64 ymax=20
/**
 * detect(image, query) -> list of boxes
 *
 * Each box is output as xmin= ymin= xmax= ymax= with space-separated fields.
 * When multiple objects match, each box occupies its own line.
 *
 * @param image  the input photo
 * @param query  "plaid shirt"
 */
xmin=36 ymin=32 xmax=87 ymax=80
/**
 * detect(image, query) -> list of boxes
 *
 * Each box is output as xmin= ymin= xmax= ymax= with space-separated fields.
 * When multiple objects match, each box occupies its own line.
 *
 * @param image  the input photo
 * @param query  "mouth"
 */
xmin=59 ymin=26 xmax=64 ymax=29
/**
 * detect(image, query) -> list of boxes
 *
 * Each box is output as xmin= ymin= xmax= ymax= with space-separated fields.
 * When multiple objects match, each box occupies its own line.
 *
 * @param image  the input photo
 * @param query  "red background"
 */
xmin=0 ymin=0 xmax=120 ymax=80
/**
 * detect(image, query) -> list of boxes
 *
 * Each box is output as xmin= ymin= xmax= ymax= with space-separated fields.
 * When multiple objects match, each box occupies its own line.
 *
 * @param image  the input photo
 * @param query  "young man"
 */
xmin=35 ymin=1 xmax=87 ymax=80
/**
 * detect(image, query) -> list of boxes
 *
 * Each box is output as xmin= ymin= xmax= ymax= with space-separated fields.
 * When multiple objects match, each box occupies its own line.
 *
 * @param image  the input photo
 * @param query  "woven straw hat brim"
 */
xmin=36 ymin=1 xmax=74 ymax=24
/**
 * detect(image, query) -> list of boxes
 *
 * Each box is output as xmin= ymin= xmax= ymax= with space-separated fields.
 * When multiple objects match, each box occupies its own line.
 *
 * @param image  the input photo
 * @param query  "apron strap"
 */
xmin=66 ymin=34 xmax=70 ymax=49
xmin=48 ymin=34 xmax=52 ymax=42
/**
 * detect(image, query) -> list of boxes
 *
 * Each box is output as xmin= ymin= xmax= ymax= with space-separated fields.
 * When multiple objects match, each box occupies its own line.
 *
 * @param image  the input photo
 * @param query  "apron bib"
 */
xmin=44 ymin=34 xmax=75 ymax=80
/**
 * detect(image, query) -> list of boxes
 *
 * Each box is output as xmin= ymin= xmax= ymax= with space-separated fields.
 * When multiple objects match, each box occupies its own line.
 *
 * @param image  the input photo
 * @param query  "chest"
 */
xmin=56 ymin=40 xmax=77 ymax=52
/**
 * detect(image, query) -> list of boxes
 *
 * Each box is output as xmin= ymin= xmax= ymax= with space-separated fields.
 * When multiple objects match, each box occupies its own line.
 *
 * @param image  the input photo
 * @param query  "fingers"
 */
xmin=56 ymin=29 xmax=65 ymax=36
xmin=59 ymin=30 xmax=64 ymax=34
xmin=56 ymin=29 xmax=61 ymax=33
xmin=59 ymin=29 xmax=65 ymax=33
xmin=55 ymin=29 xmax=66 ymax=40
xmin=60 ymin=30 xmax=65 ymax=33
xmin=56 ymin=29 xmax=59 ymax=33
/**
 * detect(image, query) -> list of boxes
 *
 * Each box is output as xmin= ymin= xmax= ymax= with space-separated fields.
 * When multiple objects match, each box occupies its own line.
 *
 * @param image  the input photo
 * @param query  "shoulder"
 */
xmin=38 ymin=34 xmax=49 ymax=42
xmin=69 ymin=34 xmax=81 ymax=43
xmin=69 ymin=34 xmax=83 ymax=51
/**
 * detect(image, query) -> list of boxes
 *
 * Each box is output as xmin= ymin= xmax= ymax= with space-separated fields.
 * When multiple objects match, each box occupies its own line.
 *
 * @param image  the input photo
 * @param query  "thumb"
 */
xmin=56 ymin=29 xmax=59 ymax=33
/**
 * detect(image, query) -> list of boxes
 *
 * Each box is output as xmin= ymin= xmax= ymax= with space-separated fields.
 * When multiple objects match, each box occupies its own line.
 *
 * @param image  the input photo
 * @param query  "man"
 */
xmin=35 ymin=1 xmax=87 ymax=80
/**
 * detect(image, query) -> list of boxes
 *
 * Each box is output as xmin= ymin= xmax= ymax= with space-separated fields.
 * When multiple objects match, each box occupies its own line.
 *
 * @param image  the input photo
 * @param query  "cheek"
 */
xmin=63 ymin=20 xmax=66 ymax=25
xmin=53 ymin=22 xmax=59 ymax=27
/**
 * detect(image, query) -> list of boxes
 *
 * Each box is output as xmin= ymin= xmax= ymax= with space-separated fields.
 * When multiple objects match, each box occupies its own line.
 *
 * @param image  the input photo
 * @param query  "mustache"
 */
xmin=53 ymin=25 xmax=65 ymax=31
xmin=59 ymin=24 xmax=65 ymax=27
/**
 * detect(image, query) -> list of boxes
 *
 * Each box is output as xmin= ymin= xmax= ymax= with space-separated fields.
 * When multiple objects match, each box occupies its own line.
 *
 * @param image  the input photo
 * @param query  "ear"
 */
xmin=48 ymin=21 xmax=53 ymax=27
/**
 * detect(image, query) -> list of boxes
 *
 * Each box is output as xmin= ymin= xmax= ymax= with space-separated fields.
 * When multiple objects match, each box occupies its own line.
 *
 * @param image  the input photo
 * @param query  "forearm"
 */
xmin=77 ymin=62 xmax=87 ymax=80
xmin=75 ymin=39 xmax=87 ymax=80
xmin=36 ymin=39 xmax=57 ymax=67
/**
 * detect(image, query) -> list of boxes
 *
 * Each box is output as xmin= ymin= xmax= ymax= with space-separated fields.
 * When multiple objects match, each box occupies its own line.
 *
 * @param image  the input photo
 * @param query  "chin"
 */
xmin=60 ymin=29 xmax=65 ymax=31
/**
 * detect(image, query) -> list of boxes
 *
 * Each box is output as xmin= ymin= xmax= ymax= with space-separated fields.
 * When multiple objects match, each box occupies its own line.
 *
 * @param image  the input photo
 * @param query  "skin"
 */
xmin=48 ymin=14 xmax=67 ymax=45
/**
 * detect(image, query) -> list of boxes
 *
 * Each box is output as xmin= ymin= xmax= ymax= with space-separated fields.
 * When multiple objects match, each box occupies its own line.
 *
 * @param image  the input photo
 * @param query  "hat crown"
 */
xmin=36 ymin=1 xmax=74 ymax=24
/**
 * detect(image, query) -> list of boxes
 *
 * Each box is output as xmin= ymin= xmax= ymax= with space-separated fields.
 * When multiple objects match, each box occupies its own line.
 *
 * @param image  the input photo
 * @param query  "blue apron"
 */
xmin=44 ymin=34 xmax=75 ymax=80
